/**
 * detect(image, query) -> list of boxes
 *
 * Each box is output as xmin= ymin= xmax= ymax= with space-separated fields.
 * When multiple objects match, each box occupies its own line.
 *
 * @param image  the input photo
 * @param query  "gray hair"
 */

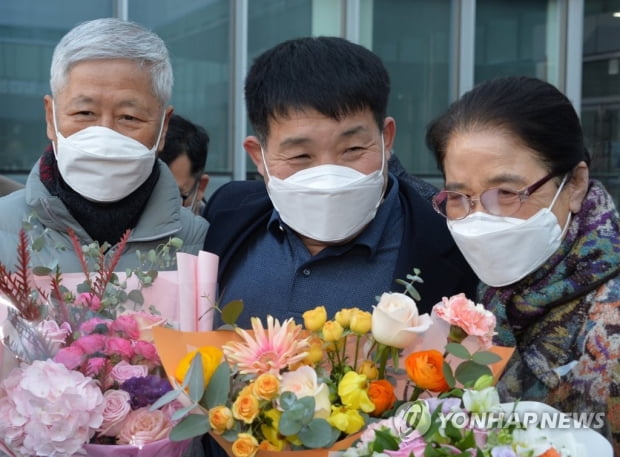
xmin=50 ymin=18 xmax=173 ymax=105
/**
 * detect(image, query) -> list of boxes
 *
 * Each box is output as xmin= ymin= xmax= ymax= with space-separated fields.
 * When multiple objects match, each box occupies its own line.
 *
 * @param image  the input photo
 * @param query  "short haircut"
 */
xmin=426 ymin=76 xmax=590 ymax=178
xmin=159 ymin=114 xmax=209 ymax=175
xmin=245 ymin=36 xmax=390 ymax=143
xmin=50 ymin=18 xmax=173 ymax=106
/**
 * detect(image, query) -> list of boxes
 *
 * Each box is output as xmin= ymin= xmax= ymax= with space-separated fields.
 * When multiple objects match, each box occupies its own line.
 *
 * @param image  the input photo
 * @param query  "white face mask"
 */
xmin=447 ymin=175 xmax=570 ymax=287
xmin=52 ymin=104 xmax=164 ymax=202
xmin=263 ymin=139 xmax=386 ymax=243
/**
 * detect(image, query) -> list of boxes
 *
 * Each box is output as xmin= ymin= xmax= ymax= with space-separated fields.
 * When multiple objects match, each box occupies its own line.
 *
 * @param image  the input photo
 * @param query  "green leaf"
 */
xmin=221 ymin=300 xmax=244 ymax=326
xmin=445 ymin=342 xmax=471 ymax=360
xmin=444 ymin=419 xmax=462 ymax=442
xmin=169 ymin=414 xmax=210 ymax=441
xmin=372 ymin=428 xmax=400 ymax=453
xmin=455 ymin=429 xmax=477 ymax=451
xmin=150 ymin=387 xmax=182 ymax=410
xmin=147 ymin=249 xmax=158 ymax=263
xmin=31 ymin=236 xmax=45 ymax=252
xmin=279 ymin=391 xmax=297 ymax=410
xmin=297 ymin=419 xmax=333 ymax=448
xmin=32 ymin=265 xmax=52 ymax=276
xmin=442 ymin=360 xmax=456 ymax=388
xmin=172 ymin=403 xmax=196 ymax=421
xmin=471 ymin=351 xmax=502 ymax=365
xmin=205 ymin=362 xmax=231 ymax=408
xmin=127 ymin=289 xmax=144 ymax=305
xmin=454 ymin=361 xmax=492 ymax=387
xmin=279 ymin=397 xmax=315 ymax=436
xmin=187 ymin=353 xmax=206 ymax=402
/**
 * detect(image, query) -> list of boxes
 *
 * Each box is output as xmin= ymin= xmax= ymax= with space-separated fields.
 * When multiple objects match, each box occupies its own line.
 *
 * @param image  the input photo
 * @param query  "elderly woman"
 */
xmin=426 ymin=76 xmax=619 ymax=452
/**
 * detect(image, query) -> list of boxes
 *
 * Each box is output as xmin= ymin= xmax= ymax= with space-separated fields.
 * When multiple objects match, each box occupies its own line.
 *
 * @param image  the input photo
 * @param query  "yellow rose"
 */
xmin=327 ymin=406 xmax=365 ymax=434
xmin=334 ymin=308 xmax=357 ymax=328
xmin=232 ymin=393 xmax=260 ymax=424
xmin=302 ymin=306 xmax=327 ymax=332
xmin=322 ymin=320 xmax=343 ymax=342
xmin=303 ymin=336 xmax=324 ymax=365
xmin=254 ymin=373 xmax=280 ymax=400
xmin=357 ymin=360 xmax=379 ymax=380
xmin=209 ymin=406 xmax=234 ymax=434
xmin=232 ymin=433 xmax=259 ymax=457
xmin=350 ymin=309 xmax=372 ymax=334
xmin=338 ymin=371 xmax=375 ymax=412
xmin=175 ymin=346 xmax=223 ymax=387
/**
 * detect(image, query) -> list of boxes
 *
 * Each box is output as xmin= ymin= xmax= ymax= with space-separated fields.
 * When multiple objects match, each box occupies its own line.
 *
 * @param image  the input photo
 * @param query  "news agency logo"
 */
xmin=393 ymin=401 xmax=606 ymax=436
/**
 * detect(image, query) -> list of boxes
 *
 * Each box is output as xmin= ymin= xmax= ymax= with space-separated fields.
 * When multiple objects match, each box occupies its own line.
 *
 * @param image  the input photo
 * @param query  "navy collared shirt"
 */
xmin=216 ymin=174 xmax=404 ymax=327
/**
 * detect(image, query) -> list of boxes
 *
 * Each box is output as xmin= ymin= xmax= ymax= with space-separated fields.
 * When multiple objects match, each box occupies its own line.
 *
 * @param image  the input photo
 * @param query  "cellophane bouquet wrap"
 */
xmin=153 ymin=270 xmax=513 ymax=457
xmin=0 ymin=227 xmax=195 ymax=457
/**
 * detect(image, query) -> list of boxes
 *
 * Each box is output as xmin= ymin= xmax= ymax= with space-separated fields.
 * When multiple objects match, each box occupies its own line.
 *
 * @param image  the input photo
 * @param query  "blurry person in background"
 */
xmin=0 ymin=18 xmax=208 ymax=270
xmin=159 ymin=114 xmax=210 ymax=215
xmin=0 ymin=175 xmax=23 ymax=197
xmin=427 ymin=75 xmax=620 ymax=453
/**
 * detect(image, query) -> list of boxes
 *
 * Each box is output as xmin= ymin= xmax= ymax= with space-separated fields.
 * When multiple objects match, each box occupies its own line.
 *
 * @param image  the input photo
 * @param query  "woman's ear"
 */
xmin=567 ymin=161 xmax=589 ymax=213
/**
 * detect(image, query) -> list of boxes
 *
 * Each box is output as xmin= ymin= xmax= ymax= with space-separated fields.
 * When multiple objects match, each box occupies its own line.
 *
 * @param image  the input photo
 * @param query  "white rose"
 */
xmin=371 ymin=292 xmax=432 ymax=348
xmin=279 ymin=365 xmax=331 ymax=419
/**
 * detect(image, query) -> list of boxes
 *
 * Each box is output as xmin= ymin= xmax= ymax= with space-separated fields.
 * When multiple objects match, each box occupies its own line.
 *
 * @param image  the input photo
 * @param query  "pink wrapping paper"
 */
xmin=83 ymin=437 xmax=192 ymax=457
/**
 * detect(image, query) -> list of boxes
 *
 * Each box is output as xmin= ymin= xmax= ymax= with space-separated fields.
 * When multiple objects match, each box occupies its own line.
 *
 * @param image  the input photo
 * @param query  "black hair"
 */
xmin=245 ymin=36 xmax=390 ymax=142
xmin=159 ymin=114 xmax=210 ymax=176
xmin=426 ymin=76 xmax=590 ymax=177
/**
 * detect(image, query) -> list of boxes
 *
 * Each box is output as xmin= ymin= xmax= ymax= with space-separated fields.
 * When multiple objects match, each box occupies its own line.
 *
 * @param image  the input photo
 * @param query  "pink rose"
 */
xmin=74 ymin=292 xmax=102 ymax=311
xmin=105 ymin=337 xmax=134 ymax=359
xmin=75 ymin=333 xmax=106 ymax=354
xmin=53 ymin=345 xmax=86 ymax=370
xmin=79 ymin=317 xmax=112 ymax=335
xmin=121 ymin=311 xmax=167 ymax=343
xmin=37 ymin=320 xmax=71 ymax=353
xmin=98 ymin=389 xmax=132 ymax=437
xmin=133 ymin=340 xmax=159 ymax=363
xmin=434 ymin=293 xmax=496 ymax=347
xmin=111 ymin=315 xmax=140 ymax=339
xmin=110 ymin=361 xmax=148 ymax=385
xmin=117 ymin=408 xmax=172 ymax=445
xmin=385 ymin=430 xmax=427 ymax=457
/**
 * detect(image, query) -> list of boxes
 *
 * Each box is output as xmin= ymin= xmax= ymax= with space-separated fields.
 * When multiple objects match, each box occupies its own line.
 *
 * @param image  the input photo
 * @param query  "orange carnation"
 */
xmin=367 ymin=379 xmax=396 ymax=416
xmin=404 ymin=349 xmax=449 ymax=392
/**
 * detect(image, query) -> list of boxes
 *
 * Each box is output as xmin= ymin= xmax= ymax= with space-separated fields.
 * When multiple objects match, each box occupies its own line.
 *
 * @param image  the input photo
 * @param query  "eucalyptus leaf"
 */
xmin=297 ymin=419 xmax=333 ymax=448
xmin=149 ymin=387 xmax=182 ymax=410
xmin=454 ymin=361 xmax=492 ymax=387
xmin=170 ymin=414 xmax=210 ymax=441
xmin=221 ymin=300 xmax=244 ymax=326
xmin=187 ymin=353 xmax=206 ymax=402
xmin=171 ymin=404 xmax=196 ymax=421
xmin=32 ymin=266 xmax=52 ymax=276
xmin=127 ymin=289 xmax=144 ymax=305
xmin=205 ymin=362 xmax=230 ymax=408
xmin=279 ymin=391 xmax=297 ymax=410
xmin=279 ymin=397 xmax=314 ymax=436
xmin=445 ymin=342 xmax=471 ymax=360
xmin=471 ymin=351 xmax=502 ymax=365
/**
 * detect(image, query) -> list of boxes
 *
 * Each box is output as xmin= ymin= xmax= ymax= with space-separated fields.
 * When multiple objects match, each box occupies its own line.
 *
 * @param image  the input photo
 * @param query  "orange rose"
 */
xmin=404 ymin=350 xmax=449 ymax=392
xmin=232 ymin=393 xmax=260 ymax=424
xmin=539 ymin=449 xmax=561 ymax=457
xmin=232 ymin=433 xmax=259 ymax=457
xmin=254 ymin=373 xmax=280 ymax=400
xmin=209 ymin=406 xmax=234 ymax=434
xmin=367 ymin=379 xmax=396 ymax=416
xmin=258 ymin=440 xmax=281 ymax=451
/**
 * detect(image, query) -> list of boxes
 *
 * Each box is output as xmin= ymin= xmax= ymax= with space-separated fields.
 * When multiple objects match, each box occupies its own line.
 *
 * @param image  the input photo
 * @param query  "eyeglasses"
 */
xmin=432 ymin=172 xmax=558 ymax=220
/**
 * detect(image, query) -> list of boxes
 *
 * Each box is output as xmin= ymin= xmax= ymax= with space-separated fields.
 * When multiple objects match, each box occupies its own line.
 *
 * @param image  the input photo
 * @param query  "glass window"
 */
xmin=367 ymin=0 xmax=453 ymax=179
xmin=0 ymin=1 xmax=113 ymax=177
xmin=130 ymin=0 xmax=231 ymax=174
xmin=475 ymin=0 xmax=562 ymax=85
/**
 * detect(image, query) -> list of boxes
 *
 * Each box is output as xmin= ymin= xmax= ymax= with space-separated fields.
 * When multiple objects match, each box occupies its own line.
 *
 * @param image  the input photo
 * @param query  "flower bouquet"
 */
xmin=152 ymin=271 xmax=513 ymax=457
xmin=0 ymin=228 xmax=193 ymax=457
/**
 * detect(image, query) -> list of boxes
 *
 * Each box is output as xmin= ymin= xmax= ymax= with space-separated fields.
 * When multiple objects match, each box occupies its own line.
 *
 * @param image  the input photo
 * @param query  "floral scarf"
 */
xmin=479 ymin=180 xmax=620 ymax=452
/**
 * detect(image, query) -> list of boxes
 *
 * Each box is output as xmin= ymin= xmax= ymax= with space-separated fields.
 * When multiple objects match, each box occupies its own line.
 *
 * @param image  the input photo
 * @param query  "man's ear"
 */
xmin=157 ymin=106 xmax=174 ymax=152
xmin=568 ymin=161 xmax=589 ymax=213
xmin=382 ymin=116 xmax=396 ymax=160
xmin=198 ymin=173 xmax=210 ymax=193
xmin=244 ymin=136 xmax=265 ymax=176
xmin=43 ymin=95 xmax=56 ymax=144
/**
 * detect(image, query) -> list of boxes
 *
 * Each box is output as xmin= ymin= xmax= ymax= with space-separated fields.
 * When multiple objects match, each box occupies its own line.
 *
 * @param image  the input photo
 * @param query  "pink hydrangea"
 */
xmin=434 ymin=293 xmax=497 ymax=347
xmin=0 ymin=360 xmax=105 ymax=457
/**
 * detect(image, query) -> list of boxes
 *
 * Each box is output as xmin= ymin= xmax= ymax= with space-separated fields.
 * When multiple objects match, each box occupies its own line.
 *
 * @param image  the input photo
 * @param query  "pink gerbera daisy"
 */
xmin=223 ymin=316 xmax=310 ymax=375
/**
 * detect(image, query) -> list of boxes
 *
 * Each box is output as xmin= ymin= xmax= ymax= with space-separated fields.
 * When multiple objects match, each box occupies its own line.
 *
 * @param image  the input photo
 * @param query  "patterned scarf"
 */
xmin=39 ymin=147 xmax=160 ymax=246
xmin=479 ymin=180 xmax=620 ymax=399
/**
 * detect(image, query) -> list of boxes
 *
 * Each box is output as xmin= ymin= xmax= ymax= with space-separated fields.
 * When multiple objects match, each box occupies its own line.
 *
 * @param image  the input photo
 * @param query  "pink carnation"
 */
xmin=80 ymin=317 xmax=112 ymax=335
xmin=105 ymin=336 xmax=134 ymax=359
xmin=74 ymin=292 xmax=102 ymax=311
xmin=75 ymin=333 xmax=107 ymax=354
xmin=434 ymin=293 xmax=496 ymax=347
xmin=117 ymin=408 xmax=172 ymax=445
xmin=111 ymin=315 xmax=140 ymax=339
xmin=54 ymin=345 xmax=86 ymax=370
xmin=110 ymin=360 xmax=149 ymax=385
xmin=86 ymin=357 xmax=110 ymax=377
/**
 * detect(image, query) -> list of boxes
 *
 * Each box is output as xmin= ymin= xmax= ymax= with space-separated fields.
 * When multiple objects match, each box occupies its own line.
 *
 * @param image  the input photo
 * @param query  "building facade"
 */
xmin=1 ymin=0 xmax=619 ymax=202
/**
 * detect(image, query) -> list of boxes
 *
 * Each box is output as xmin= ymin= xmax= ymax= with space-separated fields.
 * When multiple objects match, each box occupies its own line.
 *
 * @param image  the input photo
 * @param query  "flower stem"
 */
xmin=353 ymin=334 xmax=360 ymax=371
xmin=377 ymin=344 xmax=388 ymax=379
xmin=409 ymin=385 xmax=424 ymax=401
